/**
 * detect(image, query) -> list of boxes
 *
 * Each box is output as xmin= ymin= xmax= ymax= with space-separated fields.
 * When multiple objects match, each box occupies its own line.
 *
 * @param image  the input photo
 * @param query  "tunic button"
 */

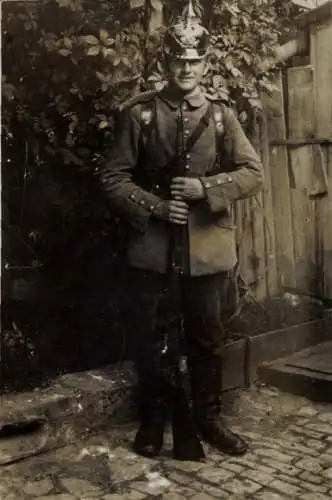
xmin=184 ymin=130 xmax=190 ymax=136
xmin=205 ymin=182 xmax=211 ymax=188
xmin=149 ymin=205 xmax=154 ymax=211
xmin=182 ymin=102 xmax=188 ymax=110
xmin=185 ymin=164 xmax=190 ymax=170
xmin=130 ymin=194 xmax=135 ymax=200
xmin=186 ymin=153 xmax=191 ymax=160
xmin=139 ymin=200 xmax=145 ymax=205
xmin=184 ymin=117 xmax=189 ymax=123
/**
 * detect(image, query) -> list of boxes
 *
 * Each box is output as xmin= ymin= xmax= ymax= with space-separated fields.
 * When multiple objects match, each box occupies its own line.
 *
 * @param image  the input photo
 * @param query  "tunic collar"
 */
xmin=159 ymin=85 xmax=206 ymax=109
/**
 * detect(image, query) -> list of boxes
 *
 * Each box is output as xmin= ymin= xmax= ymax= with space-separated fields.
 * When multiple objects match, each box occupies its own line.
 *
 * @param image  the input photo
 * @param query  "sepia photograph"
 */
xmin=1 ymin=0 xmax=332 ymax=498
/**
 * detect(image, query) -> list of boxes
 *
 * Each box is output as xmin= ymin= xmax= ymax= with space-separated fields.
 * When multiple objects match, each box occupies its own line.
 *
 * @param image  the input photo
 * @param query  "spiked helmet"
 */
xmin=163 ymin=0 xmax=209 ymax=60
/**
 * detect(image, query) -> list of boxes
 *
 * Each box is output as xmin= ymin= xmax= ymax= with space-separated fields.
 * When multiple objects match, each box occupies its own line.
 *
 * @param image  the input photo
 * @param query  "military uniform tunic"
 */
xmin=101 ymin=86 xmax=263 ymax=276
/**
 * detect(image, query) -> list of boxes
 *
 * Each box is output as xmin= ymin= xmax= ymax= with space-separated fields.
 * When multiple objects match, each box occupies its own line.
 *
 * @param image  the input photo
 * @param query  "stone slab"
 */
xmin=258 ymin=341 xmax=332 ymax=402
xmin=0 ymin=363 xmax=137 ymax=465
xmin=286 ymin=341 xmax=332 ymax=375
xmin=248 ymin=317 xmax=331 ymax=381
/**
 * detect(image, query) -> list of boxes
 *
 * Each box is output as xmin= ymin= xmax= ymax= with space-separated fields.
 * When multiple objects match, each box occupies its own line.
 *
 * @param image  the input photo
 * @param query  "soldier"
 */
xmin=100 ymin=5 xmax=263 ymax=459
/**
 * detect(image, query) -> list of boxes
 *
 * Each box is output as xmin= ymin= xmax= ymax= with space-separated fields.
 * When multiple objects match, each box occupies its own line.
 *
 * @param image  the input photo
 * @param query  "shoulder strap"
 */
xmin=184 ymin=103 xmax=213 ymax=153
xmin=119 ymin=90 xmax=159 ymax=111
xmin=212 ymin=102 xmax=225 ymax=165
xmin=137 ymin=97 xmax=157 ymax=159
xmin=140 ymin=98 xmax=156 ymax=139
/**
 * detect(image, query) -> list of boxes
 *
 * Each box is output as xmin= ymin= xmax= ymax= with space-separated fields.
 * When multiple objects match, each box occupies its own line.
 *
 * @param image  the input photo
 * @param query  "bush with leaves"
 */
xmin=3 ymin=0 xmax=145 ymax=166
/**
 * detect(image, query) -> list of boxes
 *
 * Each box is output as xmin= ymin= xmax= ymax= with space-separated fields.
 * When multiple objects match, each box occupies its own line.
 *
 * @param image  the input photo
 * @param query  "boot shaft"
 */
xmin=187 ymin=354 xmax=223 ymax=421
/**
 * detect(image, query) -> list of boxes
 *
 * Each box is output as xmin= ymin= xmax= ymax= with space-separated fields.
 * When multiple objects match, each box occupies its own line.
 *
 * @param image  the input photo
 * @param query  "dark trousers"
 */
xmin=127 ymin=267 xmax=235 ymax=367
xmin=126 ymin=266 xmax=238 ymax=423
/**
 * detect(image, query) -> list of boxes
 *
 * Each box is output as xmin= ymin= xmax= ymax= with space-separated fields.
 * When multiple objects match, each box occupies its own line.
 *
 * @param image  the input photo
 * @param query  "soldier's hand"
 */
xmin=170 ymin=177 xmax=205 ymax=201
xmin=154 ymin=199 xmax=189 ymax=224
xmin=168 ymin=199 xmax=189 ymax=225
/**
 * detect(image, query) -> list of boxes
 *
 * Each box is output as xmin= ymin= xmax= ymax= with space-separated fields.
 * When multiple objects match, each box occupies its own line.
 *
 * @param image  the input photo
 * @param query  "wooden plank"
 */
xmin=287 ymin=65 xmax=317 ymax=293
xmin=311 ymin=20 xmax=332 ymax=298
xmin=293 ymin=1 xmax=328 ymax=11
xmin=261 ymin=72 xmax=296 ymax=289
xmin=259 ymin=113 xmax=279 ymax=297
xmin=311 ymin=22 xmax=332 ymax=134
xmin=251 ymin=193 xmax=267 ymax=300
xmin=288 ymin=65 xmax=315 ymax=139
xmin=237 ymin=199 xmax=256 ymax=291
xmin=296 ymin=0 xmax=332 ymax=29
xmin=270 ymin=138 xmax=332 ymax=146
xmin=146 ymin=0 xmax=164 ymax=35
xmin=235 ymin=109 xmax=278 ymax=300
xmin=246 ymin=112 xmax=268 ymax=300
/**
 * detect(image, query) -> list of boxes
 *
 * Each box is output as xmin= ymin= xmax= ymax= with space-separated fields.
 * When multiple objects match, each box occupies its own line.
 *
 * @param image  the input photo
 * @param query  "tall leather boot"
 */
xmin=188 ymin=354 xmax=248 ymax=456
xmin=134 ymin=344 xmax=205 ymax=461
xmin=133 ymin=369 xmax=169 ymax=458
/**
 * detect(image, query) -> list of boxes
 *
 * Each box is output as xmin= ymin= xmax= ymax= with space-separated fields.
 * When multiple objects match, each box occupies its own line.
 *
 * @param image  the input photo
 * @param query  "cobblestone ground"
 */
xmin=1 ymin=385 xmax=332 ymax=500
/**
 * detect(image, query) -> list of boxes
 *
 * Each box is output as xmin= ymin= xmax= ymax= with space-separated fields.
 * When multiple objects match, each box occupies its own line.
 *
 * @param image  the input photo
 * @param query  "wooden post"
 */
xmin=258 ymin=110 xmax=280 ymax=297
xmin=146 ymin=0 xmax=164 ymax=35
xmin=287 ymin=65 xmax=318 ymax=293
xmin=261 ymin=72 xmax=296 ymax=289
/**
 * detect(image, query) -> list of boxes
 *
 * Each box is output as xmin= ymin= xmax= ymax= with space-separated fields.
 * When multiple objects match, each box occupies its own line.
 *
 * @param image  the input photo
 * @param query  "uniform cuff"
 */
xmin=200 ymin=174 xmax=234 ymax=212
xmin=127 ymin=189 xmax=163 ymax=231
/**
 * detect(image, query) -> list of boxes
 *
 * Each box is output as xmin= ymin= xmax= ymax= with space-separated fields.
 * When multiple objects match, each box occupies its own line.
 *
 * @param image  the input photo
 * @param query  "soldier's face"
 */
xmin=168 ymin=58 xmax=206 ymax=93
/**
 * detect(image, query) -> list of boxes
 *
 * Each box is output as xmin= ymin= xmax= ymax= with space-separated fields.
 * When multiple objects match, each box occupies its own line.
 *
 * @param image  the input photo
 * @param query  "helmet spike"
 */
xmin=186 ymin=0 xmax=198 ymax=27
xmin=187 ymin=0 xmax=195 ymax=20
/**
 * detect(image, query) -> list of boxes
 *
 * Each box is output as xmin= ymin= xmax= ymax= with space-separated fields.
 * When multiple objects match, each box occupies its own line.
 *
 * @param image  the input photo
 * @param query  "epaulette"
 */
xmin=205 ymin=92 xmax=230 ymax=107
xmin=119 ymin=90 xmax=159 ymax=112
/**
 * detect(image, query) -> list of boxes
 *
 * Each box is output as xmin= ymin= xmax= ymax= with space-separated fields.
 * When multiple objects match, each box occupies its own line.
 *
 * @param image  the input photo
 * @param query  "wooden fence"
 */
xmin=238 ymin=5 xmax=332 ymax=301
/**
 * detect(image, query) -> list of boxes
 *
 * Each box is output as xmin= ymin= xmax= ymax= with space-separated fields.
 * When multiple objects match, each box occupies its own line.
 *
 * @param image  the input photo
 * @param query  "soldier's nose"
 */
xmin=183 ymin=61 xmax=191 ymax=72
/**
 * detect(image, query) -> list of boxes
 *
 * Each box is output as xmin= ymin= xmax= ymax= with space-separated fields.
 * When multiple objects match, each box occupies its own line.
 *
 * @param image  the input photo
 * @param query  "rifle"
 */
xmin=165 ymin=112 xmax=205 ymax=461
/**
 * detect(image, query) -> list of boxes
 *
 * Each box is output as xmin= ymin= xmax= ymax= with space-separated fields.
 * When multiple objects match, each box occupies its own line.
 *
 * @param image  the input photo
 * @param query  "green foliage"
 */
xmin=2 ymin=0 xmax=145 ymax=166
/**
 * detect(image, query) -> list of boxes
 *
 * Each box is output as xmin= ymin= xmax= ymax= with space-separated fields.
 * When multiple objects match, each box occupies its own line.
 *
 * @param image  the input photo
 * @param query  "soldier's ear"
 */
xmin=203 ymin=60 xmax=210 ymax=76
